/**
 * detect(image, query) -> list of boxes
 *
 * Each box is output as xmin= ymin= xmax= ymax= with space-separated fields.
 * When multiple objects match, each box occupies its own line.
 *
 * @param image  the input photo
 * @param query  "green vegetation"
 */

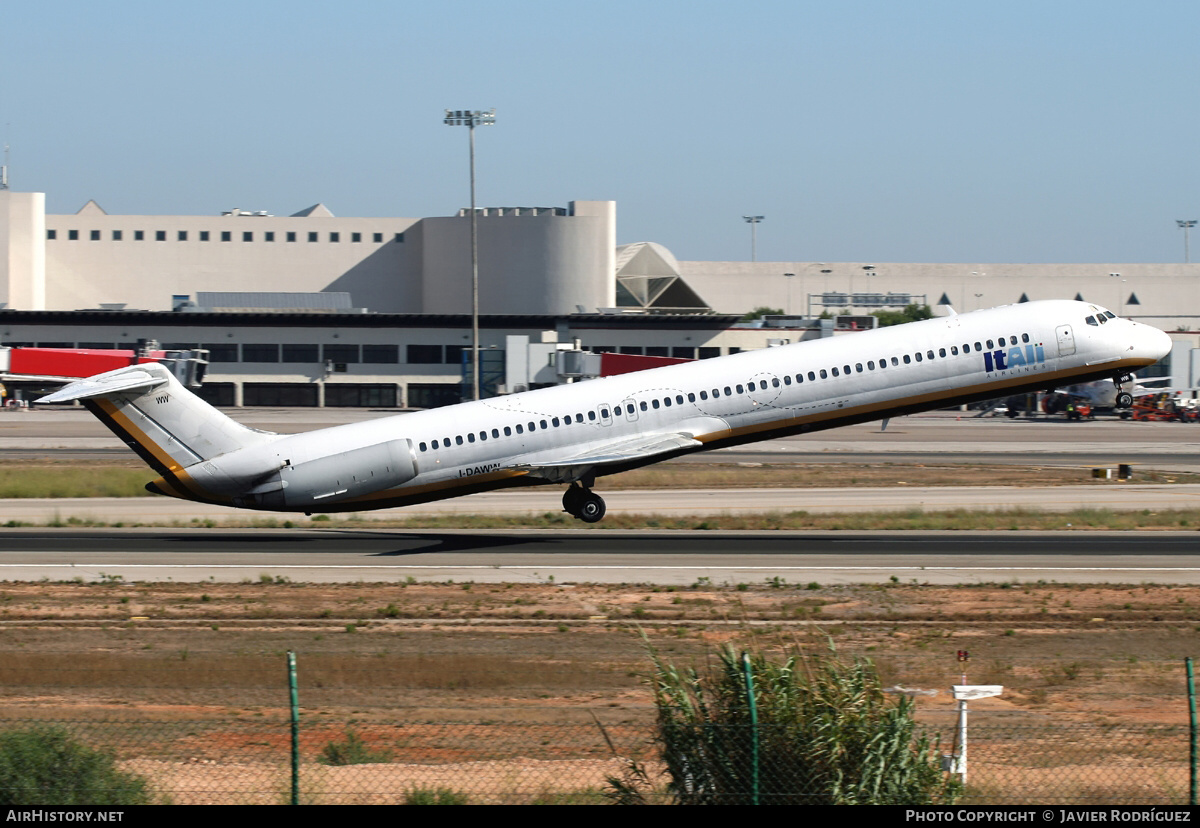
xmin=317 ymin=730 xmax=393 ymax=766
xmin=872 ymin=303 xmax=933 ymax=327
xmin=0 ymin=465 xmax=152 ymax=498
xmin=0 ymin=726 xmax=155 ymax=806
xmin=740 ymin=306 xmax=784 ymax=321
xmin=403 ymin=786 xmax=470 ymax=805
xmin=608 ymin=643 xmax=959 ymax=805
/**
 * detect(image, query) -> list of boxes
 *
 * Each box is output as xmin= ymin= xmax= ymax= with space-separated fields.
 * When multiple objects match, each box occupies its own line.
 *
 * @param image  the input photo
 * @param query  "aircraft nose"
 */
xmin=1136 ymin=324 xmax=1172 ymax=362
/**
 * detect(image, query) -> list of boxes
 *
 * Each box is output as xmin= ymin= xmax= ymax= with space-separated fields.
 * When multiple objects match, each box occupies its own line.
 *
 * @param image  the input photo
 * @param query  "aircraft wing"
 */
xmin=514 ymin=431 xmax=702 ymax=482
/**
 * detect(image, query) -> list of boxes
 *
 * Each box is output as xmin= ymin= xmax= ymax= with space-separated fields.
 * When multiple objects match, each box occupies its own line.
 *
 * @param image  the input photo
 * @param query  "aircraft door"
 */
xmin=621 ymin=398 xmax=638 ymax=423
xmin=599 ymin=404 xmax=614 ymax=427
xmin=1055 ymin=325 xmax=1076 ymax=357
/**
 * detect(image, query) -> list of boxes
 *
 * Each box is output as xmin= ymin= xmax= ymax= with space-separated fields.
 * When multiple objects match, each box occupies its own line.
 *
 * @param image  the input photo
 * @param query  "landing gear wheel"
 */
xmin=576 ymin=492 xmax=606 ymax=523
xmin=562 ymin=485 xmax=585 ymax=515
xmin=1116 ymin=392 xmax=1133 ymax=409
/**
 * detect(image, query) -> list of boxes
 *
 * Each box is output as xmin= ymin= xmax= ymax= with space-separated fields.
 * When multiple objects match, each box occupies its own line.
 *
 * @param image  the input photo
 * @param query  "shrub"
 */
xmin=317 ymin=730 xmax=393 ymax=766
xmin=608 ymin=641 xmax=959 ymax=805
xmin=0 ymin=726 xmax=153 ymax=806
xmin=404 ymin=786 xmax=469 ymax=805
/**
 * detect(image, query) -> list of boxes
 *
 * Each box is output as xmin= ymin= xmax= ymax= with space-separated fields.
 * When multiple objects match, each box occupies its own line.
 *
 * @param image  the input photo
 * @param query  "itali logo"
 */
xmin=983 ymin=343 xmax=1045 ymax=373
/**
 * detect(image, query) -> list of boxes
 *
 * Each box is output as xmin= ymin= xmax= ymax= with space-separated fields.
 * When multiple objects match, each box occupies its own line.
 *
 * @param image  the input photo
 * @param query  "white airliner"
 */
xmin=38 ymin=299 xmax=1171 ymax=523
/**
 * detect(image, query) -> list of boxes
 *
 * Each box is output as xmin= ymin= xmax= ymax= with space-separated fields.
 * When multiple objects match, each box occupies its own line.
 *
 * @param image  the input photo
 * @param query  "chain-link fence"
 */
xmin=0 ymin=716 xmax=1187 ymax=805
xmin=0 ymin=651 xmax=1193 ymax=805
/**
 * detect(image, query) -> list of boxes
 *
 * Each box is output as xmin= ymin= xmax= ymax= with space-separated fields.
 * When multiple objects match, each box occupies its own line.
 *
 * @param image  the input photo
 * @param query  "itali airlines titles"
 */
xmin=39 ymin=300 xmax=1171 ymax=523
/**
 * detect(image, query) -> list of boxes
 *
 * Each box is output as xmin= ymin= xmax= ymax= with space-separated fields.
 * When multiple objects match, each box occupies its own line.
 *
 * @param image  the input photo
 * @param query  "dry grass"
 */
xmin=1 ymin=460 xmax=1197 ymax=500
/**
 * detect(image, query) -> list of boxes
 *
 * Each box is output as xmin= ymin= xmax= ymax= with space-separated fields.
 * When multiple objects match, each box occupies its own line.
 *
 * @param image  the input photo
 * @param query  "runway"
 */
xmin=0 ymin=528 xmax=1198 ymax=585
xmin=0 ymin=409 xmax=1196 ymax=585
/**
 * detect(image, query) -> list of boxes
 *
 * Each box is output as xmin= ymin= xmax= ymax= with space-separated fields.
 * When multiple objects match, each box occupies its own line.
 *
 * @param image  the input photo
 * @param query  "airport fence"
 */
xmin=0 ymin=710 xmax=1190 ymax=804
xmin=0 ymin=655 xmax=1193 ymax=805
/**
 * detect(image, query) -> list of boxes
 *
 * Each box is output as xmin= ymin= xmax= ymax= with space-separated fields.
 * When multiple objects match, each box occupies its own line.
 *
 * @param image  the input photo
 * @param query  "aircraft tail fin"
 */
xmin=38 ymin=363 xmax=277 ymax=476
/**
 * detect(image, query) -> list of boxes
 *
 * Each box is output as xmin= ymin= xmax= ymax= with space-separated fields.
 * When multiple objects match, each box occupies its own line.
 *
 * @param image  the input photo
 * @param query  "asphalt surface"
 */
xmin=0 ymin=528 xmax=1195 ymax=585
xmin=0 ymin=408 xmax=1197 ymax=584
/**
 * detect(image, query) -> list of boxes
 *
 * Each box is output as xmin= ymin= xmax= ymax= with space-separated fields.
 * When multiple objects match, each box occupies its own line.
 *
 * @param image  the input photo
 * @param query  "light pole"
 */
xmin=743 ymin=215 xmax=764 ymax=262
xmin=1178 ymin=220 xmax=1197 ymax=264
xmin=445 ymin=108 xmax=495 ymax=401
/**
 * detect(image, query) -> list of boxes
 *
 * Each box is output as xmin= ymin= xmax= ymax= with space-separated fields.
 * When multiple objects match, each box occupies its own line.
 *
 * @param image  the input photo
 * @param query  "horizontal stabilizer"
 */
xmin=37 ymin=366 xmax=167 ymax=404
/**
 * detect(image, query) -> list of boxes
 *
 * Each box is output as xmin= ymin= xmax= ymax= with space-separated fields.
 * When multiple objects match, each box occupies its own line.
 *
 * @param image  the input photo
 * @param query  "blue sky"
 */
xmin=3 ymin=0 xmax=1198 ymax=263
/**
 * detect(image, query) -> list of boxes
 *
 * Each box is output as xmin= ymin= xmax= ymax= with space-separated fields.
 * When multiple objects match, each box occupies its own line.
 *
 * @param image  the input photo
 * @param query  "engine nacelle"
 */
xmin=181 ymin=438 xmax=418 ymax=509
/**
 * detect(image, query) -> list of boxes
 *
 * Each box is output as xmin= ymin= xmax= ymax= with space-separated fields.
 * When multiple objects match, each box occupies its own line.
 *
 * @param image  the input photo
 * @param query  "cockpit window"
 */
xmin=1085 ymin=316 xmax=1098 ymax=326
xmin=1104 ymin=311 xmax=1116 ymax=319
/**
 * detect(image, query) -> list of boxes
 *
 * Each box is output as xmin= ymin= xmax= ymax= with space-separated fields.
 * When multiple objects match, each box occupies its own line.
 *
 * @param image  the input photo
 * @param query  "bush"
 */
xmin=404 ymin=786 xmax=469 ymax=805
xmin=317 ymin=730 xmax=393 ymax=766
xmin=0 ymin=726 xmax=153 ymax=806
xmin=608 ymin=641 xmax=959 ymax=805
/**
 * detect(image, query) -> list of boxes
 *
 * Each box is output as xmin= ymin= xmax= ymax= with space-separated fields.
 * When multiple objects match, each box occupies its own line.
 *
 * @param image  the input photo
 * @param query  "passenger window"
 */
xmin=868 ymin=361 xmax=875 ymax=370
xmin=938 ymin=348 xmax=946 ymax=357
xmin=676 ymin=395 xmax=684 ymax=404
xmin=806 ymin=372 xmax=814 ymax=381
xmin=700 ymin=390 xmax=709 ymax=400
xmin=503 ymin=426 xmax=511 ymax=436
xmin=951 ymin=346 xmax=959 ymax=355
xmin=601 ymin=409 xmax=609 ymax=419
xmin=456 ymin=436 xmax=464 ymax=446
xmin=856 ymin=363 xmax=863 ymax=373
xmin=831 ymin=367 xmax=839 ymax=377
xmin=736 ymin=384 xmax=745 ymax=393
xmin=782 ymin=376 xmax=791 ymax=386
xmin=915 ymin=353 xmax=923 ymax=362
xmin=771 ymin=379 xmax=779 ymax=388
xmin=419 ymin=442 xmax=428 ymax=452
xmin=652 ymin=399 xmax=660 ymax=409
xmin=819 ymin=369 xmax=827 ymax=379
xmin=688 ymin=392 xmax=696 ymax=401
xmin=431 ymin=440 xmax=439 ymax=450
xmin=640 ymin=401 xmax=648 ymax=411
xmin=516 ymin=424 xmax=523 ymax=434
xmin=891 ymin=357 xmax=899 ymax=366
xmin=1022 ymin=333 xmax=1030 ymax=343
xmin=492 ymin=429 xmax=500 ymax=438
xmin=903 ymin=355 xmax=911 ymax=364
xmin=927 ymin=350 xmax=935 ymax=359
xmin=539 ymin=420 xmax=547 ymax=429
xmin=724 ymin=386 xmax=732 ymax=395
xmin=986 ymin=339 xmax=994 ymax=349
xmin=467 ymin=433 xmax=475 ymax=443
xmin=552 ymin=417 xmax=559 ymax=427
xmin=588 ymin=411 xmax=597 ymax=420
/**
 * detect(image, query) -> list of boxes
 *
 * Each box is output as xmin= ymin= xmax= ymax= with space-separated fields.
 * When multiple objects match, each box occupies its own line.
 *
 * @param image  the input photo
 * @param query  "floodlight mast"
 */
xmin=444 ymin=109 xmax=496 ymax=401
xmin=1178 ymin=220 xmax=1198 ymax=265
xmin=743 ymin=215 xmax=764 ymax=262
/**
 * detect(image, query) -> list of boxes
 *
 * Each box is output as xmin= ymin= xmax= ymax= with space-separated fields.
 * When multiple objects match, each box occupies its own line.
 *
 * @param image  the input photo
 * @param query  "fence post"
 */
xmin=741 ymin=652 xmax=759 ymax=805
xmin=1188 ymin=657 xmax=1196 ymax=806
xmin=288 ymin=651 xmax=299 ymax=805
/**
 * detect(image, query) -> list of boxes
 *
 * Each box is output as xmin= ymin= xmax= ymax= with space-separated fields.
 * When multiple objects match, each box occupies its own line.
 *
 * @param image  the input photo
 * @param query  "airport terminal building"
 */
xmin=0 ymin=188 xmax=1196 ymax=405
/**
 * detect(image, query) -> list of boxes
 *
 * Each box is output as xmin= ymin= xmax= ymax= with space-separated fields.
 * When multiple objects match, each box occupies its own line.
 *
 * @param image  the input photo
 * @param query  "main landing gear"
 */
xmin=563 ymin=484 xmax=606 ymax=523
